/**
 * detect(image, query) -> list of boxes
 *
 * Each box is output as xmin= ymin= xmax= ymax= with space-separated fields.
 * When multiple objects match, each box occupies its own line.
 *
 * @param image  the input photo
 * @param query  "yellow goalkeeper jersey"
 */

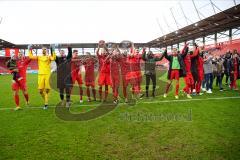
xmin=29 ymin=50 xmax=56 ymax=75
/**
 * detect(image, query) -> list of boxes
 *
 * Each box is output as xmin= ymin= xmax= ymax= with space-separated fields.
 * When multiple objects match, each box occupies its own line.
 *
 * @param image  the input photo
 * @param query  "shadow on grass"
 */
xmin=51 ymin=66 xmax=171 ymax=121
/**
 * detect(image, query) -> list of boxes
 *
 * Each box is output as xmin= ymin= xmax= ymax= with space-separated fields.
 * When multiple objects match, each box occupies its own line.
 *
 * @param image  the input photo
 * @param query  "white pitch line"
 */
xmin=0 ymin=104 xmax=99 ymax=110
xmin=0 ymin=96 xmax=240 ymax=111
xmin=142 ymin=96 xmax=240 ymax=103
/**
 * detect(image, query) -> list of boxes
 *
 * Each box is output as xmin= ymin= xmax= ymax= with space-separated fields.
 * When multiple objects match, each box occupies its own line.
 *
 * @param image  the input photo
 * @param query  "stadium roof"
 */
xmin=0 ymin=0 xmax=239 ymax=45
xmin=0 ymin=42 xmax=146 ymax=49
xmin=148 ymin=4 xmax=240 ymax=48
xmin=0 ymin=39 xmax=15 ymax=48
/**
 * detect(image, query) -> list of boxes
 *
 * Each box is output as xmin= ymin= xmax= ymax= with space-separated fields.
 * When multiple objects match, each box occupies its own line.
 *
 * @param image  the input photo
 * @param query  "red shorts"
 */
xmin=125 ymin=71 xmax=142 ymax=85
xmin=98 ymin=72 xmax=111 ymax=86
xmin=85 ymin=76 xmax=95 ymax=87
xmin=170 ymin=69 xmax=179 ymax=80
xmin=72 ymin=73 xmax=83 ymax=85
xmin=12 ymin=80 xmax=27 ymax=91
xmin=126 ymin=71 xmax=141 ymax=81
xmin=184 ymin=72 xmax=194 ymax=85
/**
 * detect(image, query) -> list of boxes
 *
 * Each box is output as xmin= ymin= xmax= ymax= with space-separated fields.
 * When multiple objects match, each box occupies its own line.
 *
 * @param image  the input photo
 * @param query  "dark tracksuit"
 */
xmin=6 ymin=59 xmax=21 ymax=81
xmin=142 ymin=51 xmax=164 ymax=97
xmin=223 ymin=53 xmax=232 ymax=84
xmin=54 ymin=47 xmax=72 ymax=102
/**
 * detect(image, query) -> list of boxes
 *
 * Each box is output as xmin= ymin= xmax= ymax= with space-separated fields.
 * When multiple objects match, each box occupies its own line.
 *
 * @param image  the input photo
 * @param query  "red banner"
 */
xmin=5 ymin=48 xmax=19 ymax=57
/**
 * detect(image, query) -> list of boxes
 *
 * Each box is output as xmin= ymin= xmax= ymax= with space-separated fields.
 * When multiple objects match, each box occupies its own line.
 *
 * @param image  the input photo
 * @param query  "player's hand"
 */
xmin=162 ymin=48 xmax=167 ymax=52
xmin=13 ymin=68 xmax=19 ymax=72
xmin=27 ymin=44 xmax=32 ymax=50
xmin=55 ymin=43 xmax=60 ymax=48
xmin=50 ymin=44 xmax=56 ymax=50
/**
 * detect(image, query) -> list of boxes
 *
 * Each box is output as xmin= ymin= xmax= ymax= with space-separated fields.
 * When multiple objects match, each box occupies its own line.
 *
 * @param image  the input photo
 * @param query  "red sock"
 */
xmin=113 ymin=86 xmax=118 ymax=99
xmin=165 ymin=81 xmax=172 ymax=94
xmin=190 ymin=84 xmax=194 ymax=94
xmin=86 ymin=87 xmax=90 ymax=98
xmin=233 ymin=80 xmax=237 ymax=89
xmin=175 ymin=82 xmax=179 ymax=96
xmin=79 ymin=87 xmax=83 ymax=100
xmin=92 ymin=88 xmax=96 ymax=100
xmin=186 ymin=84 xmax=192 ymax=94
xmin=14 ymin=95 xmax=19 ymax=106
xmin=99 ymin=86 xmax=102 ymax=100
xmin=183 ymin=86 xmax=188 ymax=93
xmin=196 ymin=81 xmax=201 ymax=93
xmin=104 ymin=85 xmax=108 ymax=100
xmin=24 ymin=94 xmax=29 ymax=102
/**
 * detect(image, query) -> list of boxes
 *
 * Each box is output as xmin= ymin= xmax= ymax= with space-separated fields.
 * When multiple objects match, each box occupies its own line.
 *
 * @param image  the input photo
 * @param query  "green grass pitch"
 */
xmin=0 ymin=73 xmax=240 ymax=159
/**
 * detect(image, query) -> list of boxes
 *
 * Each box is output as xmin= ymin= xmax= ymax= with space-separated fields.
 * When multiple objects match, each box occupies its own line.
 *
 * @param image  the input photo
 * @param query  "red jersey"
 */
xmin=98 ymin=55 xmax=110 ymax=73
xmin=126 ymin=54 xmax=142 ymax=80
xmin=71 ymin=57 xmax=81 ymax=74
xmin=119 ymin=56 xmax=129 ymax=76
xmin=183 ymin=47 xmax=199 ymax=73
xmin=184 ymin=55 xmax=191 ymax=73
xmin=110 ymin=57 xmax=120 ymax=75
xmin=197 ymin=56 xmax=204 ymax=72
xmin=127 ymin=54 xmax=141 ymax=72
xmin=234 ymin=58 xmax=238 ymax=71
xmin=84 ymin=58 xmax=95 ymax=79
xmin=17 ymin=58 xmax=31 ymax=81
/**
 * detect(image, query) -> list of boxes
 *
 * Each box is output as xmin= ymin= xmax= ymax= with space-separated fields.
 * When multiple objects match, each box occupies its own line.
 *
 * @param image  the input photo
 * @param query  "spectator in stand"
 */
xmin=202 ymin=52 xmax=214 ymax=93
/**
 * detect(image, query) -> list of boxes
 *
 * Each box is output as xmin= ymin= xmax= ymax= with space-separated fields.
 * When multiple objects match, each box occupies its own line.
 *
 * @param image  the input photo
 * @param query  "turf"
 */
xmin=0 ymin=74 xmax=240 ymax=159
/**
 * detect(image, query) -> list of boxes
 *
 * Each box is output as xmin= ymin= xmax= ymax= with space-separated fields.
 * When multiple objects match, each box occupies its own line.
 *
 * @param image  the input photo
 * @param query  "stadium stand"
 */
xmin=0 ymin=57 xmax=38 ymax=74
xmin=0 ymin=38 xmax=239 ymax=73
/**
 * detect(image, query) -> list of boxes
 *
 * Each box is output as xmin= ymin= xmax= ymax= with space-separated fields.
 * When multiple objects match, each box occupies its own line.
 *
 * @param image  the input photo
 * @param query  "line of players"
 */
xmin=6 ymin=41 xmax=240 ymax=110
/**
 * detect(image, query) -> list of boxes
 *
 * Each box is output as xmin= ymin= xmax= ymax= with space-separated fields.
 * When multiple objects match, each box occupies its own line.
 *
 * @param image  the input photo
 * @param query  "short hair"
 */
xmin=148 ymin=51 xmax=153 ymax=54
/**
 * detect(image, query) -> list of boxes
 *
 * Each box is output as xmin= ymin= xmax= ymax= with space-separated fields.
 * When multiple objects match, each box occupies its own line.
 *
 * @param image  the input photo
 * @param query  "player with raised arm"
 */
xmin=6 ymin=51 xmax=31 ymax=110
xmin=163 ymin=47 xmax=186 ymax=99
xmin=125 ymin=43 xmax=144 ymax=99
xmin=71 ymin=49 xmax=84 ymax=103
xmin=142 ymin=48 xmax=164 ymax=98
xmin=28 ymin=45 xmax=56 ymax=109
xmin=55 ymin=45 xmax=72 ymax=107
xmin=83 ymin=52 xmax=97 ymax=102
xmin=109 ymin=44 xmax=122 ymax=104
xmin=96 ymin=40 xmax=112 ymax=102
xmin=181 ymin=43 xmax=200 ymax=98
